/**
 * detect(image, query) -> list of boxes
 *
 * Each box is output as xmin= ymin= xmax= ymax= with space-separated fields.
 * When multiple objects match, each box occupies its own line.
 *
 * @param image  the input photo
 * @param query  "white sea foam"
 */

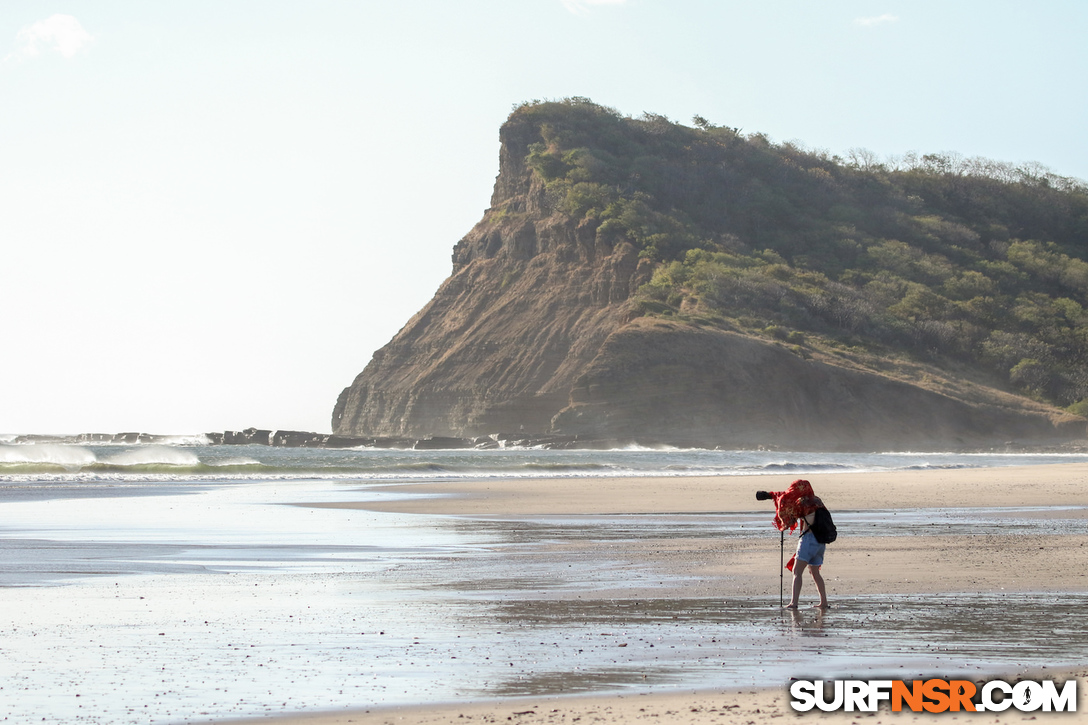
xmin=613 ymin=443 xmax=685 ymax=452
xmin=0 ymin=443 xmax=97 ymax=468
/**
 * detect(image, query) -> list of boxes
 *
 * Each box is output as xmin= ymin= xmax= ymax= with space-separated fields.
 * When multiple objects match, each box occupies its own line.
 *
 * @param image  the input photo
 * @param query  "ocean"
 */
xmin=2 ymin=441 xmax=1088 ymax=724
xmin=5 ymin=438 xmax=1088 ymax=485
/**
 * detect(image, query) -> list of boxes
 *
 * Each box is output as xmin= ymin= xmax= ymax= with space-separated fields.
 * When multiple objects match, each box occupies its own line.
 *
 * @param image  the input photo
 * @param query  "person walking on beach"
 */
xmin=766 ymin=479 xmax=830 ymax=609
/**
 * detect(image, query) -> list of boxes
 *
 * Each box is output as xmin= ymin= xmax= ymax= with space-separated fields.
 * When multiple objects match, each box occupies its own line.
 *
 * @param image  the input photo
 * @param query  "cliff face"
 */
xmin=332 ymin=113 xmax=655 ymax=438
xmin=333 ymin=105 xmax=1085 ymax=449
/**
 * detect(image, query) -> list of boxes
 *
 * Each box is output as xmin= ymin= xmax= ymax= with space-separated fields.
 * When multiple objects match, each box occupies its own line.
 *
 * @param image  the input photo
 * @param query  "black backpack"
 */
xmin=810 ymin=507 xmax=837 ymax=544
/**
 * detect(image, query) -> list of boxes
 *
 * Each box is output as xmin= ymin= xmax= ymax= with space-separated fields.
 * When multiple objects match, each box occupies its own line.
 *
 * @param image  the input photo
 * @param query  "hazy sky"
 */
xmin=3 ymin=1 xmax=1086 ymax=435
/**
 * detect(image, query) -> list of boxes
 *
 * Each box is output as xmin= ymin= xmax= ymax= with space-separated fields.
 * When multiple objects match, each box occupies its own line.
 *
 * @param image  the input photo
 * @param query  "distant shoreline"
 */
xmin=320 ymin=461 xmax=1088 ymax=518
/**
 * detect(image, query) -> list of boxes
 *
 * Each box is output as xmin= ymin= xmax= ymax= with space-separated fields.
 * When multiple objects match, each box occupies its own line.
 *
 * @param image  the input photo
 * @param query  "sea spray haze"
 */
xmin=333 ymin=99 xmax=1088 ymax=451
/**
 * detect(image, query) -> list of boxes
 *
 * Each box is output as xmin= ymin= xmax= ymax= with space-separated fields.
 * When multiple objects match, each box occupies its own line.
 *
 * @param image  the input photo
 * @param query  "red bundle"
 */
xmin=768 ymin=479 xmax=824 ymax=533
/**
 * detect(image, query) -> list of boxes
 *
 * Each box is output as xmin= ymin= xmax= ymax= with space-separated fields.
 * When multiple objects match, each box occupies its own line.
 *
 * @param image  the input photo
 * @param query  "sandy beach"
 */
xmin=216 ymin=463 xmax=1088 ymax=725
xmin=317 ymin=463 xmax=1088 ymax=598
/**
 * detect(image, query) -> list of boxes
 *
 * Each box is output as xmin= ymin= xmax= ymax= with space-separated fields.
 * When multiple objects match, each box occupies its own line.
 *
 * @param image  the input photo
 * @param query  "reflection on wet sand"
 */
xmin=463 ymin=594 xmax=1088 ymax=697
xmin=438 ymin=506 xmax=1088 ymax=544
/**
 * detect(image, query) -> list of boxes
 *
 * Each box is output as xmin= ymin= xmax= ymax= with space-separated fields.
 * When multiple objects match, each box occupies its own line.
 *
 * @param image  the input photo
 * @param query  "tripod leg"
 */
xmin=780 ymin=530 xmax=784 ymax=608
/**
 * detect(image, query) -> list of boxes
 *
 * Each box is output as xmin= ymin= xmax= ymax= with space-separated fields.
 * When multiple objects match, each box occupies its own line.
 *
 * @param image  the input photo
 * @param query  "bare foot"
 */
xmin=785 ymin=603 xmax=797 ymax=609
xmin=816 ymin=602 xmax=830 ymax=609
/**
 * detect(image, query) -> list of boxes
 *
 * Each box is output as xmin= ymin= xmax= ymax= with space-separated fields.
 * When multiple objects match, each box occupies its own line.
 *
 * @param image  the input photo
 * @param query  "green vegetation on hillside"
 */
xmin=506 ymin=98 xmax=1088 ymax=411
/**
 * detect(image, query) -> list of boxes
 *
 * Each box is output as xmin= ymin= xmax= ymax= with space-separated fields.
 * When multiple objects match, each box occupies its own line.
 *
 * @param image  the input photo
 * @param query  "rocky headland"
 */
xmin=332 ymin=99 xmax=1088 ymax=451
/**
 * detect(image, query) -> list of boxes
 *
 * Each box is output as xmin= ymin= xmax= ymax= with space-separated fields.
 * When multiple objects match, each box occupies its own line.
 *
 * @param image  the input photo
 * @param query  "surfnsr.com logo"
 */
xmin=790 ymin=679 xmax=1077 ymax=713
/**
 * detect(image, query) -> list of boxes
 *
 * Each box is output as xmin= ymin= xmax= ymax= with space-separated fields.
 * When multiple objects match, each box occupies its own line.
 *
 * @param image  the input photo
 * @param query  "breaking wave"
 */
xmin=0 ymin=444 xmax=98 ymax=471
xmin=100 ymin=446 xmax=201 ymax=467
xmin=3 ymin=442 xmax=1088 ymax=485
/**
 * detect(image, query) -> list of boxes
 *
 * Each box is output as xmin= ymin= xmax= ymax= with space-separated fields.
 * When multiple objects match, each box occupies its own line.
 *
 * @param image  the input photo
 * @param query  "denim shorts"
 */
xmin=796 ymin=530 xmax=825 ymax=567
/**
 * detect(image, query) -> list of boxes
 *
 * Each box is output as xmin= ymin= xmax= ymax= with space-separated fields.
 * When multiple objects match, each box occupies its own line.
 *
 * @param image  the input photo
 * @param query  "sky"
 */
xmin=2 ymin=1 xmax=1086 ymax=435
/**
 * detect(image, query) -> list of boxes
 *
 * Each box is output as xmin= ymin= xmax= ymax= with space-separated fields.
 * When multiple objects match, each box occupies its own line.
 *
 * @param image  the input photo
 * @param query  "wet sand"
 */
xmin=317 ymin=463 xmax=1088 ymax=598
xmin=221 ymin=675 xmax=1088 ymax=725
xmin=240 ymin=463 xmax=1088 ymax=724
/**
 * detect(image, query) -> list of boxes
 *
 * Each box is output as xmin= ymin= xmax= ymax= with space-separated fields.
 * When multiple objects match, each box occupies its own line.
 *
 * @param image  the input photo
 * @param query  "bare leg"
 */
xmin=787 ymin=560 xmax=808 ymax=608
xmin=809 ymin=566 xmax=829 ymax=608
